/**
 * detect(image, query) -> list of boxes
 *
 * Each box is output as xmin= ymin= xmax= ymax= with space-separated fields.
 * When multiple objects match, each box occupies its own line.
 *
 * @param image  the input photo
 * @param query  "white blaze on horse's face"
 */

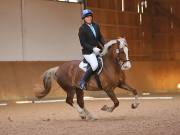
xmin=117 ymin=37 xmax=131 ymax=70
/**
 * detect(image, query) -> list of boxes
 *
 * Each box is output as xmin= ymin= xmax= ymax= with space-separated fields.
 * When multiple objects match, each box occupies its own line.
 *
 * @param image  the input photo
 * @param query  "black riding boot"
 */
xmin=79 ymin=67 xmax=93 ymax=90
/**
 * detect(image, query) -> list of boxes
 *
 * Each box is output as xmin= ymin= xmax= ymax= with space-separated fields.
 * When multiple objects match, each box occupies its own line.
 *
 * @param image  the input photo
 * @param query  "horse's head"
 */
xmin=101 ymin=37 xmax=131 ymax=70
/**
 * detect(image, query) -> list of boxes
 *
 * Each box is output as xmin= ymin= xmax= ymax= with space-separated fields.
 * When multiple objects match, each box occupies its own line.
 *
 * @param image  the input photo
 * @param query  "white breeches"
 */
xmin=83 ymin=53 xmax=98 ymax=71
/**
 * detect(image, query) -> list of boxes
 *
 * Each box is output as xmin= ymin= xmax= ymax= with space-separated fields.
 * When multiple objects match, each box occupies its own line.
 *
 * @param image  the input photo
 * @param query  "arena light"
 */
xmin=144 ymin=0 xmax=148 ymax=8
xmin=122 ymin=0 xmax=125 ymax=12
xmin=141 ymin=2 xmax=144 ymax=13
xmin=139 ymin=13 xmax=142 ymax=24
xmin=137 ymin=3 xmax=140 ymax=13
xmin=177 ymin=83 xmax=180 ymax=89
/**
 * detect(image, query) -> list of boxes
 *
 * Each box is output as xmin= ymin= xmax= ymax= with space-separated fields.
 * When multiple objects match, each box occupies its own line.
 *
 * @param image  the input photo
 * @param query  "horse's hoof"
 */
xmin=131 ymin=103 xmax=140 ymax=109
xmin=101 ymin=105 xmax=108 ymax=111
xmin=101 ymin=105 xmax=113 ymax=112
xmin=80 ymin=116 xmax=86 ymax=120
xmin=32 ymin=100 xmax=35 ymax=104
xmin=35 ymin=94 xmax=45 ymax=99
xmin=90 ymin=118 xmax=98 ymax=121
xmin=86 ymin=117 xmax=97 ymax=121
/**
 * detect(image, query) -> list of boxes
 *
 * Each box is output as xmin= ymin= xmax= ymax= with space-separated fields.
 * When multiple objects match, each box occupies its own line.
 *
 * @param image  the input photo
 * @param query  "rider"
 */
xmin=78 ymin=9 xmax=105 ymax=90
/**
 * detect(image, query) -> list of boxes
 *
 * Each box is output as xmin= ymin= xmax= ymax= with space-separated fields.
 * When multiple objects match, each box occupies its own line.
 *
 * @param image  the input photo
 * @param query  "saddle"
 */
xmin=79 ymin=56 xmax=103 ymax=89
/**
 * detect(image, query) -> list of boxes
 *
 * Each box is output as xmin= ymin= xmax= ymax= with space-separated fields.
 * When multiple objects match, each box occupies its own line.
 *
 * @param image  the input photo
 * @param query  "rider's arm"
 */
xmin=78 ymin=27 xmax=94 ymax=52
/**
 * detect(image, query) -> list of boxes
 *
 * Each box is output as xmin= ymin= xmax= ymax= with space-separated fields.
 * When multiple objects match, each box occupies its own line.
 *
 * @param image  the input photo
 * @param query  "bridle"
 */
xmin=115 ymin=39 xmax=130 ymax=68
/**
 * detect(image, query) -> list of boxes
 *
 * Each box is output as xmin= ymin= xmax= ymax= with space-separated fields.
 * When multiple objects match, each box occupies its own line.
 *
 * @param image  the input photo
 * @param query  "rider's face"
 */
xmin=84 ymin=16 xmax=93 ymax=24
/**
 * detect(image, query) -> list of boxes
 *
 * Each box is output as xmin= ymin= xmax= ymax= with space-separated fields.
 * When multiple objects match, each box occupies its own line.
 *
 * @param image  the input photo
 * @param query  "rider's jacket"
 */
xmin=78 ymin=22 xmax=105 ymax=55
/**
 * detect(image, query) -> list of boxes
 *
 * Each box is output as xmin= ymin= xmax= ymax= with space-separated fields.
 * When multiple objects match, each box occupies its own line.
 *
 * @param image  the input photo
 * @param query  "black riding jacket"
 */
xmin=78 ymin=22 xmax=105 ymax=55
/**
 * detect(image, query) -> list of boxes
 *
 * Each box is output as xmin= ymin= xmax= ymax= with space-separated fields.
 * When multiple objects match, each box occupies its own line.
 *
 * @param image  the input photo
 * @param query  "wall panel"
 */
xmin=23 ymin=0 xmax=82 ymax=61
xmin=100 ymin=25 xmax=119 ymax=39
xmin=0 ymin=0 xmax=82 ymax=61
xmin=0 ymin=0 xmax=22 ymax=61
xmin=124 ymin=0 xmax=138 ymax=12
xmin=1 ymin=61 xmax=180 ymax=100
xmin=118 ymin=12 xmax=139 ymax=26
xmin=93 ymin=9 xmax=118 ymax=25
xmin=153 ymin=17 xmax=171 ymax=33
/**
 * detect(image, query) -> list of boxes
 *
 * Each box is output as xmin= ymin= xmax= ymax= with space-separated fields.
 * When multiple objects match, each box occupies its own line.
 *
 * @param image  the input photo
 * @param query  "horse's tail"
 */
xmin=35 ymin=66 xmax=59 ymax=99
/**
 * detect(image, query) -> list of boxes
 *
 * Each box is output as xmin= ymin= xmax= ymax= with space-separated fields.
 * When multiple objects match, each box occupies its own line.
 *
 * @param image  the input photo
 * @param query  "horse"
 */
xmin=35 ymin=37 xmax=140 ymax=120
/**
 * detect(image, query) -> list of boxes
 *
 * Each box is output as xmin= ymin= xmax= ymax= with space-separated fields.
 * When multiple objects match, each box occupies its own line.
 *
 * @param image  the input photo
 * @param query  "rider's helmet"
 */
xmin=81 ymin=9 xmax=93 ymax=19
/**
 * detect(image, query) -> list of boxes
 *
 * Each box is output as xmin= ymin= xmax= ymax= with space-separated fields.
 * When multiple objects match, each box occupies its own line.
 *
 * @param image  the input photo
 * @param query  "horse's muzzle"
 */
xmin=120 ymin=60 xmax=131 ymax=70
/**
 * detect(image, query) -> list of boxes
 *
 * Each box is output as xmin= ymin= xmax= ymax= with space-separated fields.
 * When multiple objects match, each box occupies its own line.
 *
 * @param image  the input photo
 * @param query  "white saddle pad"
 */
xmin=79 ymin=57 xmax=103 ymax=75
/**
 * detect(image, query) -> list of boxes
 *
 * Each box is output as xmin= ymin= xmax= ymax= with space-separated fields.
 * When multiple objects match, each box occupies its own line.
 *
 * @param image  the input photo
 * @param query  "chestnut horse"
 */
xmin=35 ymin=37 xmax=140 ymax=120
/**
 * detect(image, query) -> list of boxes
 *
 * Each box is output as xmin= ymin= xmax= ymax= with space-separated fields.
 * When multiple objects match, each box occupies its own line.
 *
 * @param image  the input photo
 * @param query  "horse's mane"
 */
xmin=100 ymin=40 xmax=117 ymax=56
xmin=101 ymin=38 xmax=127 ymax=56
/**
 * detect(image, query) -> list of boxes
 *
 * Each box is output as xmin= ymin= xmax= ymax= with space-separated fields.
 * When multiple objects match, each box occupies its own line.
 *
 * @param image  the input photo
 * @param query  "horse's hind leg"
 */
xmin=118 ymin=82 xmax=140 ymax=109
xmin=74 ymin=88 xmax=95 ymax=120
xmin=65 ymin=88 xmax=86 ymax=119
xmin=101 ymin=88 xmax=119 ymax=112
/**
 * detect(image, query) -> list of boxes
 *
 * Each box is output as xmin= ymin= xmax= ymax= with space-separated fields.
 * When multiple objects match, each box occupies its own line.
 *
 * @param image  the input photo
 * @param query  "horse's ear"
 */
xmin=116 ymin=40 xmax=120 ymax=45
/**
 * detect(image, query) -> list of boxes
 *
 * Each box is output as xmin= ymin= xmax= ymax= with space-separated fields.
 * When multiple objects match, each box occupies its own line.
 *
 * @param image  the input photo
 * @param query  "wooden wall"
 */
xmin=87 ymin=0 xmax=180 ymax=61
xmin=0 ymin=61 xmax=180 ymax=101
xmin=87 ymin=0 xmax=150 ymax=60
xmin=0 ymin=0 xmax=82 ymax=61
xmin=150 ymin=0 xmax=180 ymax=60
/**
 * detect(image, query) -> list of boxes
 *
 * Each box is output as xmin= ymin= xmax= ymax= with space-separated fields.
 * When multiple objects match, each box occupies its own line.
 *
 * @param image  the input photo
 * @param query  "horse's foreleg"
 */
xmin=101 ymin=89 xmax=119 ymax=112
xmin=118 ymin=83 xmax=140 ymax=109
xmin=66 ymin=88 xmax=75 ymax=107
xmin=74 ymin=88 xmax=96 ymax=120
